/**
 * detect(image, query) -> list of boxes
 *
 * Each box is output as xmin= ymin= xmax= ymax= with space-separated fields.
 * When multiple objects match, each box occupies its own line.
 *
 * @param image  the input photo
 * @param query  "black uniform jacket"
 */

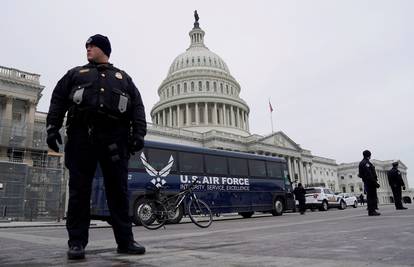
xmin=387 ymin=167 xmax=405 ymax=188
xmin=47 ymin=63 xmax=146 ymax=138
xmin=358 ymin=158 xmax=377 ymax=184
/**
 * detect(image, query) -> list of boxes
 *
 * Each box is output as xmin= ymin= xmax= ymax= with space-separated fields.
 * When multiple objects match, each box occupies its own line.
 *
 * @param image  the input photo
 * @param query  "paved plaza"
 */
xmin=0 ymin=204 xmax=413 ymax=266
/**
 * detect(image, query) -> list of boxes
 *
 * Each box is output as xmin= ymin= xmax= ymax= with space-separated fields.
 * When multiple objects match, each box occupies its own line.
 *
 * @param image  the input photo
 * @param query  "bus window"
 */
xmin=147 ymin=148 xmax=177 ymax=173
xmin=266 ymin=162 xmax=282 ymax=179
xmin=129 ymin=149 xmax=145 ymax=169
xmin=228 ymin=158 xmax=248 ymax=176
xmin=248 ymin=160 xmax=267 ymax=177
xmin=205 ymin=155 xmax=228 ymax=175
xmin=179 ymin=152 xmax=203 ymax=174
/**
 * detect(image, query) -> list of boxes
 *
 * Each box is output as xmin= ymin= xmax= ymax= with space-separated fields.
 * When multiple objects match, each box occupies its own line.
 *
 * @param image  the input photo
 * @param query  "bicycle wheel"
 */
xmin=138 ymin=199 xmax=168 ymax=230
xmin=187 ymin=199 xmax=213 ymax=228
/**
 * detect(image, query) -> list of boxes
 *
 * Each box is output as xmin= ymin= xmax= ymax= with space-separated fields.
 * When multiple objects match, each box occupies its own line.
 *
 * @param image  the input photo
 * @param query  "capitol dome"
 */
xmin=151 ymin=14 xmax=250 ymax=136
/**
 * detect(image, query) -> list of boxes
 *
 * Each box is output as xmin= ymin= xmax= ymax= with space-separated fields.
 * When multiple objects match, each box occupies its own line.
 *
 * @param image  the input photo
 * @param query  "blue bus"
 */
xmin=90 ymin=140 xmax=296 ymax=225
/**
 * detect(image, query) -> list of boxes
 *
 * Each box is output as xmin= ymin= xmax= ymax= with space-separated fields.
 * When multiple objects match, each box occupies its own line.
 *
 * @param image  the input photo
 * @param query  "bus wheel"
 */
xmin=271 ymin=198 xmax=284 ymax=216
xmin=239 ymin=211 xmax=254 ymax=218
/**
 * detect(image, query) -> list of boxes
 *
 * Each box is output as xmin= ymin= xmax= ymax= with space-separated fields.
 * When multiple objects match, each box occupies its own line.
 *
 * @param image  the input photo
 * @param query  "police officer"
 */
xmin=358 ymin=150 xmax=380 ymax=216
xmin=387 ymin=161 xmax=407 ymax=210
xmin=293 ymin=183 xmax=306 ymax=215
xmin=46 ymin=34 xmax=147 ymax=260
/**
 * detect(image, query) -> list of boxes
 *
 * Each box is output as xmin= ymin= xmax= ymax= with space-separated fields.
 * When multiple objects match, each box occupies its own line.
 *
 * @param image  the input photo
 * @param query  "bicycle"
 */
xmin=137 ymin=178 xmax=213 ymax=230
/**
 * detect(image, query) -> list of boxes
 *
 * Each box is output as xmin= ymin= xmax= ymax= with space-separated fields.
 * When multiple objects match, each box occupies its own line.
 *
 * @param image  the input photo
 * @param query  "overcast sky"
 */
xmin=1 ymin=1 xmax=413 ymax=187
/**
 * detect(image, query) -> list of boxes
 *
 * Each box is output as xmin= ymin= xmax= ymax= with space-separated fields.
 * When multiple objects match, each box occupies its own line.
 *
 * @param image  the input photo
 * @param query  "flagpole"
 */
xmin=269 ymin=98 xmax=274 ymax=133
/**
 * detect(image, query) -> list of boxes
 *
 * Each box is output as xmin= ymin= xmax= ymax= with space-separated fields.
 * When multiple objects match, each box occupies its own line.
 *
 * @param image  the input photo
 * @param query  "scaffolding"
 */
xmin=0 ymin=120 xmax=66 ymax=221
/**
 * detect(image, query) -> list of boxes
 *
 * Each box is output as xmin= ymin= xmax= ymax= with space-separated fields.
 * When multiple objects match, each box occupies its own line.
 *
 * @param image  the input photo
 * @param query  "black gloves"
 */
xmin=402 ymin=186 xmax=406 ymax=190
xmin=46 ymin=125 xmax=62 ymax=153
xmin=129 ymin=134 xmax=144 ymax=155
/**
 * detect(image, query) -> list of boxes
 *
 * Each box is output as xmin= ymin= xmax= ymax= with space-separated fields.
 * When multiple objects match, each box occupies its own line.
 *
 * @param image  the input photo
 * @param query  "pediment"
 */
xmin=259 ymin=131 xmax=300 ymax=150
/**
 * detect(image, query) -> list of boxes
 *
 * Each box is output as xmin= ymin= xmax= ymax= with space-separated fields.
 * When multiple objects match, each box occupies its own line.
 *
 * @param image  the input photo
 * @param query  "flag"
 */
xmin=269 ymin=101 xmax=274 ymax=113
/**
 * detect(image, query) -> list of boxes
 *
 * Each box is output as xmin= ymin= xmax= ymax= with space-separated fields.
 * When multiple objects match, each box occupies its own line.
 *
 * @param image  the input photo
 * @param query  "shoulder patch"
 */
xmin=366 ymin=163 xmax=370 ymax=167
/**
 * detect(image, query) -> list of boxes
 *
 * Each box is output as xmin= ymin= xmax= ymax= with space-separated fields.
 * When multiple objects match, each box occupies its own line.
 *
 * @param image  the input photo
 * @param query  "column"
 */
xmin=26 ymin=100 xmax=36 ymax=147
xmin=246 ymin=112 xmax=250 ymax=131
xmin=230 ymin=106 xmax=234 ymax=126
xmin=293 ymin=158 xmax=299 ymax=182
xmin=204 ymin=102 xmax=208 ymax=124
xmin=177 ymin=105 xmax=181 ymax=127
xmin=241 ymin=111 xmax=245 ymax=130
xmin=169 ymin=107 xmax=172 ymax=127
xmin=157 ymin=112 xmax=160 ymax=125
xmin=298 ymin=159 xmax=304 ymax=184
xmin=195 ymin=102 xmax=199 ymax=125
xmin=213 ymin=102 xmax=217 ymax=124
xmin=236 ymin=107 xmax=240 ymax=128
xmin=186 ymin=104 xmax=190 ymax=126
xmin=3 ymin=96 xmax=13 ymax=141
xmin=309 ymin=163 xmax=314 ymax=184
xmin=223 ymin=104 xmax=227 ymax=126
xmin=162 ymin=109 xmax=166 ymax=126
xmin=287 ymin=157 xmax=293 ymax=182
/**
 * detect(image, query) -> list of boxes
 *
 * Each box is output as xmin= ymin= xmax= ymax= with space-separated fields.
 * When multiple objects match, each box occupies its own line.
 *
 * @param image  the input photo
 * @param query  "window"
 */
xmin=205 ymin=155 xmax=228 ymax=175
xmin=191 ymin=81 xmax=195 ymax=91
xmin=206 ymin=81 xmax=210 ymax=91
xmin=229 ymin=158 xmax=248 ymax=176
xmin=266 ymin=162 xmax=282 ymax=178
xmin=248 ymin=160 xmax=267 ymax=177
xmin=213 ymin=82 xmax=217 ymax=91
xmin=198 ymin=81 xmax=202 ymax=91
xmin=341 ymin=176 xmax=344 ymax=179
xmin=145 ymin=149 xmax=177 ymax=173
xmin=179 ymin=152 xmax=203 ymax=173
xmin=12 ymin=112 xmax=22 ymax=122
xmin=342 ymin=187 xmax=346 ymax=193
xmin=184 ymin=83 xmax=187 ymax=92
xmin=177 ymin=84 xmax=180 ymax=94
xmin=129 ymin=150 xmax=145 ymax=169
xmin=349 ymin=174 xmax=352 ymax=178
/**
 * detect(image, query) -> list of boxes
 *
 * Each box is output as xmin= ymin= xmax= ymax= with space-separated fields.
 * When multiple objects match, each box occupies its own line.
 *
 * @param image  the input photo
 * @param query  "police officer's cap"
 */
xmin=363 ymin=150 xmax=371 ymax=157
xmin=392 ymin=161 xmax=399 ymax=167
xmin=86 ymin=34 xmax=111 ymax=57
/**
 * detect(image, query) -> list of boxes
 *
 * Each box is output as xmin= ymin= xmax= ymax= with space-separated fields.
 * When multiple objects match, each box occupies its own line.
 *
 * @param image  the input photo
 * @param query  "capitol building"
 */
xmin=0 ymin=14 xmax=412 ymax=220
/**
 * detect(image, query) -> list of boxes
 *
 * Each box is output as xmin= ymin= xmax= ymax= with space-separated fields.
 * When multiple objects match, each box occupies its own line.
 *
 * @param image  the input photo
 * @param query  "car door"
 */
xmin=324 ymin=189 xmax=337 ymax=205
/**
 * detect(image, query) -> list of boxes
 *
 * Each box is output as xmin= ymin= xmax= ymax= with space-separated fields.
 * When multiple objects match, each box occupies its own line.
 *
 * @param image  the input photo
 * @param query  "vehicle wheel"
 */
xmin=132 ymin=198 xmax=146 ymax=226
xmin=135 ymin=198 xmax=168 ymax=230
xmin=353 ymin=201 xmax=358 ymax=208
xmin=188 ymin=199 xmax=213 ymax=228
xmin=271 ymin=198 xmax=284 ymax=216
xmin=165 ymin=202 xmax=184 ymax=224
xmin=339 ymin=200 xmax=346 ymax=210
xmin=319 ymin=200 xmax=328 ymax=211
xmin=239 ymin=211 xmax=254 ymax=218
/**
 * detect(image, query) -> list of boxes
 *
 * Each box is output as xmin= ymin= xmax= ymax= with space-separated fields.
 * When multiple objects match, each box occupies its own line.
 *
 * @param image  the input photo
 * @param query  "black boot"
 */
xmin=396 ymin=206 xmax=408 ymax=210
xmin=67 ymin=245 xmax=85 ymax=260
xmin=117 ymin=241 xmax=146 ymax=255
xmin=368 ymin=211 xmax=381 ymax=216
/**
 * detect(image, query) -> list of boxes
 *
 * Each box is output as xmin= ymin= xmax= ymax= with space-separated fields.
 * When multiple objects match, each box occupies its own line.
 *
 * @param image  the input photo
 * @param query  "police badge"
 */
xmin=115 ymin=72 xmax=123 ymax=79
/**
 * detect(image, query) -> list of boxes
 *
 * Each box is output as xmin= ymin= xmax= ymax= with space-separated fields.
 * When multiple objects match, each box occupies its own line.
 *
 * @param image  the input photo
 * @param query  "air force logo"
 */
xmin=140 ymin=152 xmax=174 ymax=188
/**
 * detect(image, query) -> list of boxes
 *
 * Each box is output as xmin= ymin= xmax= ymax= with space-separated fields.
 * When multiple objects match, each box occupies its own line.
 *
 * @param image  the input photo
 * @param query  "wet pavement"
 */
xmin=0 ymin=204 xmax=413 ymax=266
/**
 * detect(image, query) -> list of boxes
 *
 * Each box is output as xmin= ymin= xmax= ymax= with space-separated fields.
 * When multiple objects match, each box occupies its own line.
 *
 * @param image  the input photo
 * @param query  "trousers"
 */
xmin=64 ymin=127 xmax=133 ymax=248
xmin=366 ymin=182 xmax=378 ymax=213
